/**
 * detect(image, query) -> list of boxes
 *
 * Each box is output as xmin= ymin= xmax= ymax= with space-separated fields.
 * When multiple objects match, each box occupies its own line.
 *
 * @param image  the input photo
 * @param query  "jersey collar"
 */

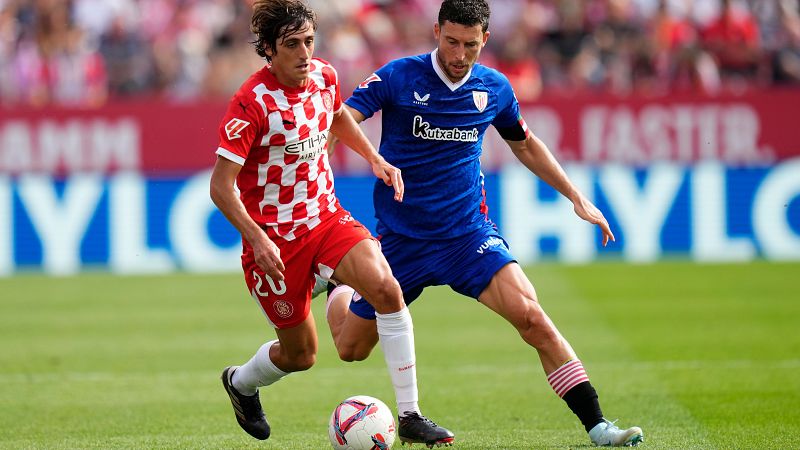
xmin=263 ymin=63 xmax=312 ymax=94
xmin=431 ymin=49 xmax=472 ymax=92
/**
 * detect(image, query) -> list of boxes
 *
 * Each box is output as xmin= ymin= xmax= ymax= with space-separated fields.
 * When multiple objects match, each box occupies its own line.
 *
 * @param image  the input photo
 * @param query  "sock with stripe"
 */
xmin=232 ymin=340 xmax=288 ymax=396
xmin=547 ymin=359 xmax=604 ymax=432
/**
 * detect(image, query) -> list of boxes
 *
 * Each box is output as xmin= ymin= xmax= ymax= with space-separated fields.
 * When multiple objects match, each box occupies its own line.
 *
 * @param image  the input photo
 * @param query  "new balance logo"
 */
xmin=413 ymin=91 xmax=430 ymax=106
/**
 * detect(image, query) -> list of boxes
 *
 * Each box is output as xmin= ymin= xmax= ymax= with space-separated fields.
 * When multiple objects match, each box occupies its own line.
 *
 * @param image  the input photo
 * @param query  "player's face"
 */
xmin=434 ymin=20 xmax=489 ymax=82
xmin=267 ymin=21 xmax=315 ymax=87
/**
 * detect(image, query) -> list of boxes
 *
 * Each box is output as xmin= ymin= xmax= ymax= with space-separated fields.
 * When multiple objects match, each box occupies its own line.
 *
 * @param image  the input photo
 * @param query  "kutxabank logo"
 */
xmin=412 ymin=115 xmax=478 ymax=142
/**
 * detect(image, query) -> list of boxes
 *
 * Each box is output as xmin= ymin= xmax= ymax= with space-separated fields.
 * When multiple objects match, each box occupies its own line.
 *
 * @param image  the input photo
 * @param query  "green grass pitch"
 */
xmin=1 ymin=261 xmax=798 ymax=449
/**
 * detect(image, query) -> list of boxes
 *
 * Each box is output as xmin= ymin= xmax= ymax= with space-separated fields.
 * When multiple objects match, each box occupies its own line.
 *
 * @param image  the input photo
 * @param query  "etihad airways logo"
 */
xmin=277 ymin=132 xmax=327 ymax=160
xmin=412 ymin=115 xmax=478 ymax=142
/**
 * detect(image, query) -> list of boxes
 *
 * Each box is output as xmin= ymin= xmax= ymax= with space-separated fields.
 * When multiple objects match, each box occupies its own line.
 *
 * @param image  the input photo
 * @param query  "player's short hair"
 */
xmin=251 ymin=0 xmax=317 ymax=62
xmin=437 ymin=0 xmax=490 ymax=32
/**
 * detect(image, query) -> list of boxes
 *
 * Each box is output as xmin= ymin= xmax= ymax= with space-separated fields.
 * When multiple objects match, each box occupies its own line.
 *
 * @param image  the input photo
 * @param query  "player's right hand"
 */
xmin=252 ymin=234 xmax=285 ymax=280
xmin=371 ymin=158 xmax=404 ymax=202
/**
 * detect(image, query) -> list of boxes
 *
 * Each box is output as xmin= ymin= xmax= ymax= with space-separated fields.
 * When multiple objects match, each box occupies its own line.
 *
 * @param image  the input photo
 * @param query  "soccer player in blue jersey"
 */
xmin=325 ymin=0 xmax=644 ymax=447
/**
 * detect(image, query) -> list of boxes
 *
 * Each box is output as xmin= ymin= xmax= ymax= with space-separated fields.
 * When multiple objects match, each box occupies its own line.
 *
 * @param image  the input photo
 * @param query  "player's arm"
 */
xmin=329 ymin=105 xmax=404 ymax=202
xmin=505 ymin=133 xmax=615 ymax=246
xmin=326 ymin=106 xmax=365 ymax=156
xmin=209 ymin=157 xmax=285 ymax=280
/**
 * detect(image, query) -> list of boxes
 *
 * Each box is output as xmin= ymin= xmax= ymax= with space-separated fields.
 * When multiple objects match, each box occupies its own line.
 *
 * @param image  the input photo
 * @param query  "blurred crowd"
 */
xmin=1 ymin=0 xmax=800 ymax=108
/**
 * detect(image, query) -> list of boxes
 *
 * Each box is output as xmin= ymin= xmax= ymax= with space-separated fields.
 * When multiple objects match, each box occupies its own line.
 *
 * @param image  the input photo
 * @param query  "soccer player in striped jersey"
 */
xmin=326 ymin=0 xmax=643 ymax=446
xmin=210 ymin=0 xmax=451 ymax=444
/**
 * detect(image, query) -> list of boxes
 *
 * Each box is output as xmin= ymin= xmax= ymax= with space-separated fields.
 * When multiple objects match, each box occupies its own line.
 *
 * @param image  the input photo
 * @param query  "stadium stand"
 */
xmin=1 ymin=0 xmax=799 ymax=108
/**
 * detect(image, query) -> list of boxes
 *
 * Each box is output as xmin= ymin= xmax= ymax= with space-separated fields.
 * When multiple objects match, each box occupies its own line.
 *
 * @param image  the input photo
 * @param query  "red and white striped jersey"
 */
xmin=216 ymin=58 xmax=343 ymax=241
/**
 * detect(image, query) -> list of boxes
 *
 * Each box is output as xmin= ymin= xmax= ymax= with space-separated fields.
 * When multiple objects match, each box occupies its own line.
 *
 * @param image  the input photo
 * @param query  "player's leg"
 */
xmin=315 ymin=275 xmax=377 ymax=361
xmin=223 ymin=315 xmax=318 ymax=440
xmin=478 ymin=263 xmax=643 ymax=447
xmin=331 ymin=239 xmax=454 ymax=447
xmin=315 ymin=216 xmax=417 ymax=409
xmin=325 ymin=283 xmax=378 ymax=361
xmin=478 ymin=263 xmax=575 ymax=372
xmin=332 ymin=239 xmax=401 ymax=312
xmin=222 ymin=239 xmax=319 ymax=440
xmin=443 ymin=224 xmax=641 ymax=446
xmin=332 ymin=239 xmax=417 ymax=411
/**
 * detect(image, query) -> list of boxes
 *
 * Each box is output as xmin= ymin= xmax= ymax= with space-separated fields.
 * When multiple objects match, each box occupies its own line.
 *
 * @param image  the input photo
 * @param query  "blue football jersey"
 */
xmin=346 ymin=50 xmax=523 ymax=239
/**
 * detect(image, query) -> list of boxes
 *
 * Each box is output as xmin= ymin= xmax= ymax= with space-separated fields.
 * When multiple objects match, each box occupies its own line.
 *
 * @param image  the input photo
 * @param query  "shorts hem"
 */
xmin=269 ymin=311 xmax=311 ymax=330
xmin=472 ymin=258 xmax=517 ymax=300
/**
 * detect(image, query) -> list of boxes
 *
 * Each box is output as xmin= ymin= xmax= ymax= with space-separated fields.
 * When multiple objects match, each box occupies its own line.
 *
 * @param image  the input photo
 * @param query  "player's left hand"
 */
xmin=572 ymin=195 xmax=615 ymax=246
xmin=371 ymin=158 xmax=404 ymax=202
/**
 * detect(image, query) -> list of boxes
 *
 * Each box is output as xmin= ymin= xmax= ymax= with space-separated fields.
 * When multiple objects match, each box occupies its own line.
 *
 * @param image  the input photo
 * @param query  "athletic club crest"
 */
xmin=273 ymin=300 xmax=293 ymax=318
xmin=472 ymin=91 xmax=488 ymax=112
xmin=321 ymin=90 xmax=334 ymax=111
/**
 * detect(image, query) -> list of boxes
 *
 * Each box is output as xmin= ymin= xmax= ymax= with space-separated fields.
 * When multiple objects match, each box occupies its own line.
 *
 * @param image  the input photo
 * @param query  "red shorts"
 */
xmin=242 ymin=209 xmax=374 ymax=329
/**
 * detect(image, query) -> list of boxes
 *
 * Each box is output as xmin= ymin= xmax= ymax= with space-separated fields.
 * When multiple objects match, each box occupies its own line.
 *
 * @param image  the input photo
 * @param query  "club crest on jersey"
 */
xmin=225 ymin=118 xmax=250 ymax=140
xmin=472 ymin=91 xmax=488 ymax=112
xmin=358 ymin=73 xmax=381 ymax=89
xmin=321 ymin=90 xmax=334 ymax=111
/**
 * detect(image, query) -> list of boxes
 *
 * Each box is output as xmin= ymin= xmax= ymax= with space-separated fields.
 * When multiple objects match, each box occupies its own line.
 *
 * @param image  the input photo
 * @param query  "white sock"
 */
xmin=231 ymin=340 xmax=288 ymax=395
xmin=375 ymin=307 xmax=420 ymax=417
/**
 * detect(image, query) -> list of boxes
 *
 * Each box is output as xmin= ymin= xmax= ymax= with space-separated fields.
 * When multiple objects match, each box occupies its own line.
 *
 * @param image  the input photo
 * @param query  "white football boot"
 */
xmin=588 ymin=419 xmax=643 ymax=447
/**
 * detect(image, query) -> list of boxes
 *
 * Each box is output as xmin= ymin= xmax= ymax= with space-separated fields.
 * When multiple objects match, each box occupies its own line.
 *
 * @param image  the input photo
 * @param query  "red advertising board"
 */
xmin=0 ymin=99 xmax=222 ymax=175
xmin=2 ymin=90 xmax=799 ymax=175
xmin=518 ymin=88 xmax=800 ymax=165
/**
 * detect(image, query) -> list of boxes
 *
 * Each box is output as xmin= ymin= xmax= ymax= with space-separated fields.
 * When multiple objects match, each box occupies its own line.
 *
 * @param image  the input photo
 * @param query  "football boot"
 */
xmin=588 ymin=419 xmax=643 ymax=447
xmin=398 ymin=412 xmax=454 ymax=448
xmin=221 ymin=366 xmax=271 ymax=440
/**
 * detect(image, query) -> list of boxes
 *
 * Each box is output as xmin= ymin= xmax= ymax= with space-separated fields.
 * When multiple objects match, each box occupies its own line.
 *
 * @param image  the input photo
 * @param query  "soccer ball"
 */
xmin=328 ymin=395 xmax=396 ymax=450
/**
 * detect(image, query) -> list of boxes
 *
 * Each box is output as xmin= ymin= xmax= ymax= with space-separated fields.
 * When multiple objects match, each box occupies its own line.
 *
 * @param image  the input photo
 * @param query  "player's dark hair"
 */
xmin=251 ymin=0 xmax=317 ymax=62
xmin=437 ymin=0 xmax=490 ymax=32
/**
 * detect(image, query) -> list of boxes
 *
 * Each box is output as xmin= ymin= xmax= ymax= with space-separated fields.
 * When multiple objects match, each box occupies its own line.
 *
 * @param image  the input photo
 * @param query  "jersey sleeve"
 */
xmin=332 ymin=66 xmax=343 ymax=113
xmin=215 ymin=94 xmax=263 ymax=165
xmin=491 ymin=74 xmax=528 ymax=141
xmin=344 ymin=63 xmax=395 ymax=119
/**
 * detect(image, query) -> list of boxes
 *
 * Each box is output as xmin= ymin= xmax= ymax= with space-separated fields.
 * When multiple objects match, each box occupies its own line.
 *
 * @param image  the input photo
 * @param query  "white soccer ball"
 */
xmin=328 ymin=395 xmax=396 ymax=450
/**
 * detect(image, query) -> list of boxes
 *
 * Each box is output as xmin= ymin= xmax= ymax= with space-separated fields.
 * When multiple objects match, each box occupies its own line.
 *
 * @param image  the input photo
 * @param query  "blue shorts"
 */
xmin=349 ymin=221 xmax=516 ymax=320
